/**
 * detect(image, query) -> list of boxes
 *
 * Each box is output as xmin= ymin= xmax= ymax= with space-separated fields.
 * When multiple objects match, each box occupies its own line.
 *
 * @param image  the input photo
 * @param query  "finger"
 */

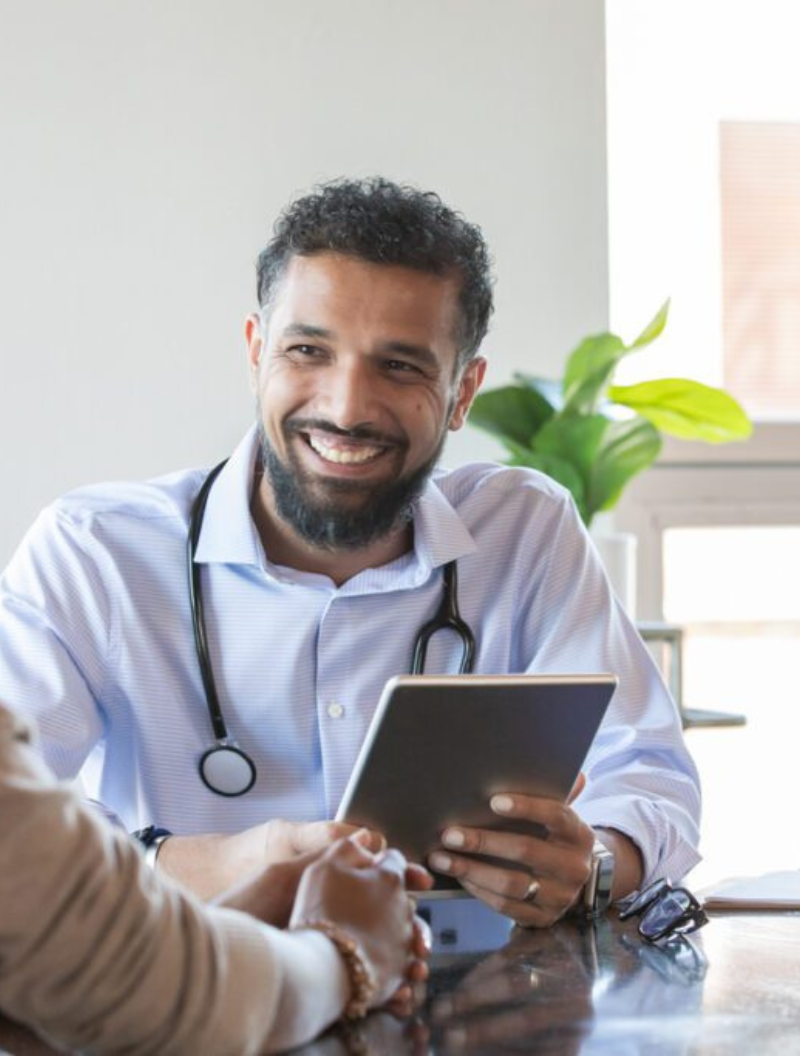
xmin=273 ymin=846 xmax=329 ymax=882
xmin=389 ymin=981 xmax=413 ymax=1003
xmin=405 ymin=861 xmax=434 ymax=891
xmin=567 ymin=771 xmax=586 ymax=804
xmin=427 ymin=852 xmax=573 ymax=926
xmin=433 ymin=826 xmax=590 ymax=888
xmin=385 ymin=978 xmax=428 ymax=1016
xmin=374 ymin=846 xmax=409 ymax=880
xmin=458 ymin=874 xmax=555 ymax=927
xmin=428 ymin=849 xmax=546 ymax=904
xmin=351 ymin=826 xmax=388 ymax=853
xmin=291 ymin=820 xmax=361 ymax=855
xmin=490 ymin=794 xmax=590 ymax=846
xmin=412 ymin=915 xmax=432 ymax=957
xmin=321 ymin=834 xmax=380 ymax=869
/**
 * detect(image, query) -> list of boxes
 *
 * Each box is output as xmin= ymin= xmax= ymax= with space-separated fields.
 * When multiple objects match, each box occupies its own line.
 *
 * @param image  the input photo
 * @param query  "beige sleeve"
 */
xmin=0 ymin=703 xmax=349 ymax=1055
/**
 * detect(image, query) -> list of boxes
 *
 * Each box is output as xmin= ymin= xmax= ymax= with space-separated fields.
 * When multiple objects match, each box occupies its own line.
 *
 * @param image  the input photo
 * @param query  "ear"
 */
xmin=448 ymin=357 xmax=487 ymax=431
xmin=245 ymin=313 xmax=263 ymax=392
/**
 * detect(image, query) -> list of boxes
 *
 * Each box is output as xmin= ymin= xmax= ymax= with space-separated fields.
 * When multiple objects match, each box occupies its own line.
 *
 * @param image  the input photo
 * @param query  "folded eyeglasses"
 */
xmin=619 ymin=878 xmax=708 ymax=943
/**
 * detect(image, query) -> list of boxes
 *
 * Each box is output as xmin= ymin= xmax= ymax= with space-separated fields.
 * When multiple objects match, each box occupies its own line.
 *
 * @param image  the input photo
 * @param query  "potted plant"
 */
xmin=467 ymin=300 xmax=752 ymax=528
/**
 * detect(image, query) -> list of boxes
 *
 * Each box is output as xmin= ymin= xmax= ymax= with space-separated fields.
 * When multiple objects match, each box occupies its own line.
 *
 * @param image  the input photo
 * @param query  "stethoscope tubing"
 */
xmin=188 ymin=461 xmax=476 ymax=795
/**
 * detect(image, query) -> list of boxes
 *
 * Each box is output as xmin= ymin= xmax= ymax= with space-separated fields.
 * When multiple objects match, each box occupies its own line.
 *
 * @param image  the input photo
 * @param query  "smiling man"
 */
xmin=247 ymin=251 xmax=483 ymax=583
xmin=0 ymin=178 xmax=701 ymax=926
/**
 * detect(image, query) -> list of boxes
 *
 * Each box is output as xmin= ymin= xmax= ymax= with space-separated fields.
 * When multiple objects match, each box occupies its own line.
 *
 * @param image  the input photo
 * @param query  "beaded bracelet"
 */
xmin=301 ymin=921 xmax=376 ymax=1020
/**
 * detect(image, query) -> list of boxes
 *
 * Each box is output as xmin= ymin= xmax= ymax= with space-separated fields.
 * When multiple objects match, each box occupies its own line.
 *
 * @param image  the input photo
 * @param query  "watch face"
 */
xmin=595 ymin=855 xmax=614 ymax=902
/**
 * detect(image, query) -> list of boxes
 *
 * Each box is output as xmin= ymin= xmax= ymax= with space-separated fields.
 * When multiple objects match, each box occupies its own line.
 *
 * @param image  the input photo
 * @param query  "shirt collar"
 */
xmin=193 ymin=425 xmax=264 ymax=566
xmin=412 ymin=474 xmax=477 ymax=571
xmin=192 ymin=424 xmax=478 ymax=575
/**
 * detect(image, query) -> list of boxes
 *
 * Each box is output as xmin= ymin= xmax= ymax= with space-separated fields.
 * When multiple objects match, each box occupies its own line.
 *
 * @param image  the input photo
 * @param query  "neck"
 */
xmin=250 ymin=477 xmax=413 ymax=586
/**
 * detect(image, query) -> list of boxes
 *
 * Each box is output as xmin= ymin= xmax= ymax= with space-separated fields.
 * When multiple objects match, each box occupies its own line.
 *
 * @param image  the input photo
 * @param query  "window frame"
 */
xmin=615 ymin=422 xmax=800 ymax=620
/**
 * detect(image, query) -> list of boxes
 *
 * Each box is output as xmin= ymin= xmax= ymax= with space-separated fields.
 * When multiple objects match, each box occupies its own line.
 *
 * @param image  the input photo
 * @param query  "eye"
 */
xmin=384 ymin=358 xmax=423 ymax=375
xmin=284 ymin=343 xmax=329 ymax=365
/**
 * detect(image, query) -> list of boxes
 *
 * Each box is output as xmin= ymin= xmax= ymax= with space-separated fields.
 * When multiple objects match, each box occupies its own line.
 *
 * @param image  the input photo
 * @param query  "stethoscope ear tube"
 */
xmin=411 ymin=560 xmax=475 ymax=675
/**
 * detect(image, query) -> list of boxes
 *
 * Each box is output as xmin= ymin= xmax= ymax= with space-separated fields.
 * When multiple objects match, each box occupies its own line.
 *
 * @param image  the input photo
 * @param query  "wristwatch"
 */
xmin=132 ymin=825 xmax=173 ymax=869
xmin=581 ymin=838 xmax=615 ymax=917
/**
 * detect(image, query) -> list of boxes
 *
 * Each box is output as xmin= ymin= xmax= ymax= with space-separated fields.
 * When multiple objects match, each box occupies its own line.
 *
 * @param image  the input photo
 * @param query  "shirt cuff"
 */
xmin=209 ymin=912 xmax=351 ymax=1053
xmin=578 ymin=795 xmax=702 ymax=890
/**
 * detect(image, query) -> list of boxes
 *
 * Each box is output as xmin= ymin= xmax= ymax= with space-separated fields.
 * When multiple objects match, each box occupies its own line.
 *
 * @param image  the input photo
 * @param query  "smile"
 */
xmin=306 ymin=433 xmax=387 ymax=466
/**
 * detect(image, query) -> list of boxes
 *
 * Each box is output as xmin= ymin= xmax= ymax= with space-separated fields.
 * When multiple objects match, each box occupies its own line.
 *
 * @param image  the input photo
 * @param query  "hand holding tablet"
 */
xmin=336 ymin=674 xmax=617 ymax=918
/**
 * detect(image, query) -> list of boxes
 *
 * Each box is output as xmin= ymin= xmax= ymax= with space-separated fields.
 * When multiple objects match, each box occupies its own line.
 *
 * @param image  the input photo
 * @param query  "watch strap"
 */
xmin=132 ymin=826 xmax=173 ymax=869
xmin=582 ymin=838 xmax=615 ymax=917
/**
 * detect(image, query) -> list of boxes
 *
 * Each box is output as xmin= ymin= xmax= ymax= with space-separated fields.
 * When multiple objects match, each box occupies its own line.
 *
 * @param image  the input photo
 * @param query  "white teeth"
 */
xmin=308 ymin=436 xmax=382 ymax=464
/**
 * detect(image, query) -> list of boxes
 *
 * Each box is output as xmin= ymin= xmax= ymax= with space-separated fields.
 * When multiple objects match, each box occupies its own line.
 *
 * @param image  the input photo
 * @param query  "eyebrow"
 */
xmin=280 ymin=323 xmax=335 ymax=340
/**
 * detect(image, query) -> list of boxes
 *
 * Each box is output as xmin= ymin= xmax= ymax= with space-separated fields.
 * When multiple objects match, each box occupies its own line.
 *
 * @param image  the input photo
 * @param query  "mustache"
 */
xmin=285 ymin=417 xmax=405 ymax=448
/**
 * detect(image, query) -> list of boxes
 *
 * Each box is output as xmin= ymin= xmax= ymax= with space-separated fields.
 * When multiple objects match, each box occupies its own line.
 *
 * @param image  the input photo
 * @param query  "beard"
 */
xmin=258 ymin=420 xmax=446 ymax=551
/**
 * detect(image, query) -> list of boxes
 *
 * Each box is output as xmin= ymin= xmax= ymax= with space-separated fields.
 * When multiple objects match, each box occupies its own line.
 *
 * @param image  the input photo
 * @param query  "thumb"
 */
xmin=567 ymin=771 xmax=586 ymax=804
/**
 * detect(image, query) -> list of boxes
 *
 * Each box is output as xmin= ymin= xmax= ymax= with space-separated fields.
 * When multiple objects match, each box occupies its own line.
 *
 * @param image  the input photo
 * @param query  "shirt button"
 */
xmin=326 ymin=701 xmax=345 ymax=719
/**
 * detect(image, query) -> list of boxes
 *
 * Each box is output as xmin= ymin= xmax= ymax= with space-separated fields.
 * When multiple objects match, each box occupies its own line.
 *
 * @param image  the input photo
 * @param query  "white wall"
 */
xmin=0 ymin=0 xmax=609 ymax=564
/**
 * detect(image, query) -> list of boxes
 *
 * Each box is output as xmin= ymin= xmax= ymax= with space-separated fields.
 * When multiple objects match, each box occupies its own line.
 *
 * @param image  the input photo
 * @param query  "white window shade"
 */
xmin=720 ymin=121 xmax=800 ymax=419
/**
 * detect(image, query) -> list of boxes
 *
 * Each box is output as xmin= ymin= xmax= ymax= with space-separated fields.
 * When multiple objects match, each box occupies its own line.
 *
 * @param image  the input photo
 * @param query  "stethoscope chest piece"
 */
xmin=199 ymin=743 xmax=257 ymax=797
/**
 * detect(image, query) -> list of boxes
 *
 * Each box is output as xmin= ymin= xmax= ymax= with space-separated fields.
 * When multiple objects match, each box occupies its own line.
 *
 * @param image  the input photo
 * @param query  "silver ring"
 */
xmin=523 ymin=878 xmax=541 ymax=904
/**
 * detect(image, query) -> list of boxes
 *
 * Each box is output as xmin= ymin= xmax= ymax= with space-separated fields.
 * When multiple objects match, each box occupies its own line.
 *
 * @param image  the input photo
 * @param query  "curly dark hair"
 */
xmin=256 ymin=177 xmax=494 ymax=367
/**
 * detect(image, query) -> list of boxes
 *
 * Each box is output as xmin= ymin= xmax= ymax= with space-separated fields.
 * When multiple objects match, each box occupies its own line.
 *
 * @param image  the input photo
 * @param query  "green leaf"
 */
xmin=468 ymin=385 xmax=555 ymax=447
xmin=532 ymin=414 xmax=609 ymax=481
xmin=586 ymin=417 xmax=662 ymax=517
xmin=562 ymin=333 xmax=626 ymax=415
xmin=630 ymin=299 xmax=670 ymax=349
xmin=609 ymin=378 xmax=753 ymax=442
xmin=506 ymin=448 xmax=587 ymax=518
xmin=512 ymin=373 xmax=564 ymax=411
xmin=499 ymin=436 xmax=547 ymax=462
xmin=561 ymin=301 xmax=672 ymax=415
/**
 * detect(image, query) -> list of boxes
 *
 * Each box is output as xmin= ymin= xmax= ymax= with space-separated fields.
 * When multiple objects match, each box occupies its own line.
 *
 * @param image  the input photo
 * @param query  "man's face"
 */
xmin=246 ymin=251 xmax=485 ymax=550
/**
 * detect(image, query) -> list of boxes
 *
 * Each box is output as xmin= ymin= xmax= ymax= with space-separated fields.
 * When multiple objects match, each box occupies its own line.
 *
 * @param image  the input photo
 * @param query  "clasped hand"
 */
xmin=219 ymin=831 xmax=432 ymax=1015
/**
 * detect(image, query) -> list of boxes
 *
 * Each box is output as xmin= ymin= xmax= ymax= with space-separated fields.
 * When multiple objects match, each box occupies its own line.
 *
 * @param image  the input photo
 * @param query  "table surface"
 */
xmin=3 ymin=911 xmax=800 ymax=1056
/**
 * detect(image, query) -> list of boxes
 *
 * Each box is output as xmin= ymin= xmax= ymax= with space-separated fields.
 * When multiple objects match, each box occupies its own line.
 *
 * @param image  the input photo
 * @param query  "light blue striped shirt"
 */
xmin=0 ymin=426 xmax=701 ymax=884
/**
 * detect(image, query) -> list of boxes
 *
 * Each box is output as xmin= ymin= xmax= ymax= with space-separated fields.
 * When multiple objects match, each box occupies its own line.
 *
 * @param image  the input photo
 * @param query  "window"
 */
xmin=606 ymin=1 xmax=800 ymax=884
xmin=720 ymin=121 xmax=800 ymax=417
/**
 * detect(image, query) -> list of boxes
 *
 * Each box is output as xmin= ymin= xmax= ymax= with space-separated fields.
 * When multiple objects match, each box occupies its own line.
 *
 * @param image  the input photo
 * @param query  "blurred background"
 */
xmin=2 ymin=0 xmax=799 ymax=886
xmin=0 ymin=0 xmax=610 ymax=562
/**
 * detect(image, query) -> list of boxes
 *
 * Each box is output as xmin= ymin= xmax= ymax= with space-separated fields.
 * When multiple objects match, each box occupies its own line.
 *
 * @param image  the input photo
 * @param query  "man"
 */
xmin=0 ymin=700 xmax=431 ymax=1054
xmin=0 ymin=177 xmax=700 ymax=926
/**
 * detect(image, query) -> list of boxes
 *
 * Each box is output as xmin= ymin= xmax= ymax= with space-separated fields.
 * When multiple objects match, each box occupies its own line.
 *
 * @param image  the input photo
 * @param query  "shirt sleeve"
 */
xmin=519 ymin=491 xmax=702 ymax=886
xmin=0 ymin=505 xmax=109 ymax=778
xmin=0 ymin=703 xmax=350 ymax=1055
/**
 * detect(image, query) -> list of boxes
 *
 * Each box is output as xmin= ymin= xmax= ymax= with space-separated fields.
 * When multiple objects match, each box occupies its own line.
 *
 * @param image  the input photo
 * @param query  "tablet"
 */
xmin=335 ymin=674 xmax=617 ymax=897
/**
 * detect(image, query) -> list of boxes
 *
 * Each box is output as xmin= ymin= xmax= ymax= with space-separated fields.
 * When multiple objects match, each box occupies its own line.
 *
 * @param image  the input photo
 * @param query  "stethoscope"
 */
xmin=188 ymin=460 xmax=477 ymax=796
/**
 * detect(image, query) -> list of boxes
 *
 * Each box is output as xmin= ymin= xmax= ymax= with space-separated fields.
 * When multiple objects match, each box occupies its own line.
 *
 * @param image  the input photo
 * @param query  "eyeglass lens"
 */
xmin=619 ymin=878 xmax=671 ymax=921
xmin=639 ymin=888 xmax=706 ymax=942
xmin=618 ymin=877 xmax=708 ymax=943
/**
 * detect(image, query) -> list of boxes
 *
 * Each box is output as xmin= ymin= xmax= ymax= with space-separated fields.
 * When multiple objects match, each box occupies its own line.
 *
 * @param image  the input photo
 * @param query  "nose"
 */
xmin=321 ymin=359 xmax=378 ymax=431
